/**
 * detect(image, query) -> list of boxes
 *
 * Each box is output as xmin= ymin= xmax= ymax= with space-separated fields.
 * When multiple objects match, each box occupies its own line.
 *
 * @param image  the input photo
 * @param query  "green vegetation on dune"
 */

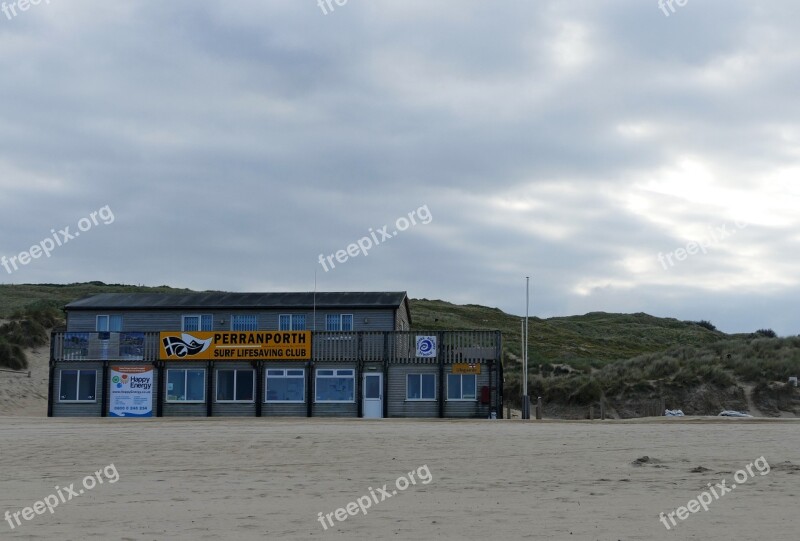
xmin=0 ymin=282 xmax=193 ymax=317
xmin=410 ymin=299 xmax=725 ymax=371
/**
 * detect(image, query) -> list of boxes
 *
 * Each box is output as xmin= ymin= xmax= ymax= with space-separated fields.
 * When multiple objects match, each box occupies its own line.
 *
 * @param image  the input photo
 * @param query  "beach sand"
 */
xmin=0 ymin=416 xmax=798 ymax=540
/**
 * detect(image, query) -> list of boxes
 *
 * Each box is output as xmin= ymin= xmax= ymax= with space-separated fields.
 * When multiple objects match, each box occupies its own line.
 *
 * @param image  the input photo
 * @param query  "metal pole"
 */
xmin=523 ymin=276 xmax=530 ymax=419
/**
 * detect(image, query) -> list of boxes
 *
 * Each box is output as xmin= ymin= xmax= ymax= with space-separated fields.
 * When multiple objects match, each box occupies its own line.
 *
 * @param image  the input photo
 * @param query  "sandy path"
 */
xmin=0 ymin=417 xmax=797 ymax=540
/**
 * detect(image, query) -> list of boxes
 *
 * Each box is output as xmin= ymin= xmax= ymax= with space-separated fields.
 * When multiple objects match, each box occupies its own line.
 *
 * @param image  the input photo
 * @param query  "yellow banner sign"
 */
xmin=452 ymin=363 xmax=481 ymax=375
xmin=160 ymin=331 xmax=311 ymax=360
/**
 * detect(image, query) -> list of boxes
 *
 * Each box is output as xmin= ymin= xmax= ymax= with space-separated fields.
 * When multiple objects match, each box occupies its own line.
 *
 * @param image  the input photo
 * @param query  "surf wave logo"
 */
xmin=416 ymin=336 xmax=437 ymax=358
xmin=163 ymin=333 xmax=213 ymax=358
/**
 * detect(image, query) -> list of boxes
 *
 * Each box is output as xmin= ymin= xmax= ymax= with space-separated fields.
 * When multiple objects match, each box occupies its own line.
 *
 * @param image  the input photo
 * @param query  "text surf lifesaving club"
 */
xmin=162 ymin=331 xmax=310 ymax=360
xmin=107 ymin=331 xmax=309 ymax=417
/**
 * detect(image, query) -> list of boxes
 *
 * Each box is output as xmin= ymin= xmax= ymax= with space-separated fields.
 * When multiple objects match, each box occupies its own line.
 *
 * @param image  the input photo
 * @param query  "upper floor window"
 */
xmin=96 ymin=315 xmax=123 ymax=332
xmin=182 ymin=314 xmax=213 ymax=332
xmin=231 ymin=314 xmax=258 ymax=331
xmin=279 ymin=314 xmax=306 ymax=331
xmin=325 ymin=314 xmax=353 ymax=331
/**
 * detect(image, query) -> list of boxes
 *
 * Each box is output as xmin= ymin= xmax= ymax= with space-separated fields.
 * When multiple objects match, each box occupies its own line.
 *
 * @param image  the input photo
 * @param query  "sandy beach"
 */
xmin=0 ymin=416 xmax=797 ymax=541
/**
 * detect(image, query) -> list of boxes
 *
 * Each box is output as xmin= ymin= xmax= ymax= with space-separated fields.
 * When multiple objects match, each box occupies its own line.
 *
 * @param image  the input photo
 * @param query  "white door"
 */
xmin=363 ymin=373 xmax=383 ymax=418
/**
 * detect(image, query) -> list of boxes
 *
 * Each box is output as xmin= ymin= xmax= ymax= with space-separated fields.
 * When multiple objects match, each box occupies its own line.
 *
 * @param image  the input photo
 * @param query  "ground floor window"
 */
xmin=166 ymin=369 xmax=206 ymax=402
xmin=266 ymin=369 xmax=305 ymax=402
xmin=315 ymin=369 xmax=354 ymax=402
xmin=216 ymin=369 xmax=255 ymax=402
xmin=407 ymin=373 xmax=436 ymax=400
xmin=447 ymin=374 xmax=477 ymax=401
xmin=59 ymin=370 xmax=97 ymax=402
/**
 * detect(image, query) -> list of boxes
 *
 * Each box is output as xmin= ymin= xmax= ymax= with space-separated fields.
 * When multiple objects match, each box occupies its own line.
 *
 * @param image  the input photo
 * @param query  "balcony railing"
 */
xmin=51 ymin=330 xmax=500 ymax=363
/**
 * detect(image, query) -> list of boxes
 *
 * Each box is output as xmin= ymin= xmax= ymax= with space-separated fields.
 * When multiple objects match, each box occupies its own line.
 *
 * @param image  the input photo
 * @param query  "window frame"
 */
xmin=96 ymin=315 xmax=123 ymax=332
xmin=215 ymin=369 xmax=256 ymax=403
xmin=279 ymin=314 xmax=307 ymax=331
xmin=230 ymin=314 xmax=258 ymax=331
xmin=447 ymin=373 xmax=477 ymax=401
xmin=264 ymin=368 xmax=306 ymax=403
xmin=406 ymin=373 xmax=437 ymax=401
xmin=182 ymin=314 xmax=213 ymax=332
xmin=165 ymin=369 xmax=207 ymax=403
xmin=325 ymin=314 xmax=354 ymax=331
xmin=314 ymin=368 xmax=356 ymax=403
xmin=58 ymin=369 xmax=97 ymax=403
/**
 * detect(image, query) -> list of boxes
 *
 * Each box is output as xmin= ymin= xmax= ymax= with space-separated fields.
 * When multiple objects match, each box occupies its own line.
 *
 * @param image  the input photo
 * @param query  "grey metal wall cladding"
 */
xmin=395 ymin=303 xmax=411 ymax=330
xmin=444 ymin=369 xmax=492 ymax=418
xmin=52 ymin=363 xmax=104 ymax=417
xmin=311 ymin=363 xmax=358 ymax=417
xmin=163 ymin=362 xmax=208 ymax=417
xmin=387 ymin=364 xmax=439 ymax=418
xmin=211 ymin=362 xmax=257 ymax=417
xmin=67 ymin=309 xmax=398 ymax=332
xmin=262 ymin=362 xmax=308 ymax=417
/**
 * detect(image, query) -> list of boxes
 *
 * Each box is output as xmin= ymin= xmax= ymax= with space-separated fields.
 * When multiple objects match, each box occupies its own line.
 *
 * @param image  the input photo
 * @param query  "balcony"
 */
xmin=50 ymin=330 xmax=500 ymax=363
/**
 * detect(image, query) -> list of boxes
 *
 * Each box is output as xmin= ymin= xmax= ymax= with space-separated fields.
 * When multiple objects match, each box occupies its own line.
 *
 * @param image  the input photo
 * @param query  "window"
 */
xmin=59 ymin=370 xmax=96 ymax=402
xmin=279 ymin=314 xmax=306 ymax=331
xmin=182 ymin=314 xmax=213 ymax=331
xmin=265 ymin=369 xmax=305 ymax=402
xmin=407 ymin=374 xmax=436 ymax=400
xmin=96 ymin=315 xmax=123 ymax=332
xmin=216 ymin=369 xmax=255 ymax=402
xmin=166 ymin=369 xmax=206 ymax=402
xmin=231 ymin=314 xmax=258 ymax=331
xmin=325 ymin=314 xmax=353 ymax=331
xmin=447 ymin=374 xmax=477 ymax=401
xmin=315 ymin=369 xmax=355 ymax=402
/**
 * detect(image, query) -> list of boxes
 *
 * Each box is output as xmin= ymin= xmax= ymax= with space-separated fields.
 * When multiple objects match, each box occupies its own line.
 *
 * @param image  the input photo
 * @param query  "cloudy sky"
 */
xmin=1 ymin=0 xmax=799 ymax=335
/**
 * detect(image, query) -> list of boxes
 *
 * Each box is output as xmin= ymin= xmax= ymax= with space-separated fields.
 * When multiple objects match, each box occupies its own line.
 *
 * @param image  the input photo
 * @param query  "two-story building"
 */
xmin=48 ymin=291 xmax=503 ymax=419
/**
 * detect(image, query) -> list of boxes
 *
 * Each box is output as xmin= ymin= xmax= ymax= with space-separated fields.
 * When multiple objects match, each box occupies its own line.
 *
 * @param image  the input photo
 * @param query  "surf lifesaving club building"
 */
xmin=48 ymin=292 xmax=504 ymax=419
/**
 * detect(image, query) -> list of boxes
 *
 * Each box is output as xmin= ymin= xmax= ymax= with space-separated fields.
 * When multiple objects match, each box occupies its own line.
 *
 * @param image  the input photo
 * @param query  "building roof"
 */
xmin=65 ymin=291 xmax=409 ymax=312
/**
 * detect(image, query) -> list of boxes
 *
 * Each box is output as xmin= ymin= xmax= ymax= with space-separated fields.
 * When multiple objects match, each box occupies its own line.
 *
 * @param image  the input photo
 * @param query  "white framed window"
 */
xmin=325 ymin=314 xmax=353 ymax=331
xmin=231 ymin=314 xmax=258 ymax=331
xmin=406 ymin=373 xmax=436 ymax=401
xmin=216 ymin=369 xmax=255 ymax=402
xmin=315 ymin=369 xmax=355 ymax=402
xmin=279 ymin=314 xmax=306 ymax=331
xmin=182 ymin=314 xmax=213 ymax=332
xmin=265 ymin=369 xmax=305 ymax=402
xmin=166 ymin=369 xmax=206 ymax=403
xmin=447 ymin=374 xmax=477 ymax=401
xmin=59 ymin=370 xmax=97 ymax=402
xmin=96 ymin=315 xmax=123 ymax=332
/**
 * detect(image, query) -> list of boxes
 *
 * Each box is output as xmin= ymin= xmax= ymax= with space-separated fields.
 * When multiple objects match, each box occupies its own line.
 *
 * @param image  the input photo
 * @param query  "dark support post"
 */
xmin=206 ymin=361 xmax=213 ymax=417
xmin=383 ymin=332 xmax=390 ymax=419
xmin=600 ymin=401 xmax=606 ymax=420
xmin=307 ymin=361 xmax=314 ymax=418
xmin=357 ymin=333 xmax=363 ymax=418
xmin=255 ymin=360 xmax=263 ymax=417
xmin=438 ymin=332 xmax=445 ymax=419
xmin=156 ymin=362 xmax=164 ymax=417
xmin=101 ymin=361 xmax=109 ymax=417
xmin=47 ymin=332 xmax=55 ymax=417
